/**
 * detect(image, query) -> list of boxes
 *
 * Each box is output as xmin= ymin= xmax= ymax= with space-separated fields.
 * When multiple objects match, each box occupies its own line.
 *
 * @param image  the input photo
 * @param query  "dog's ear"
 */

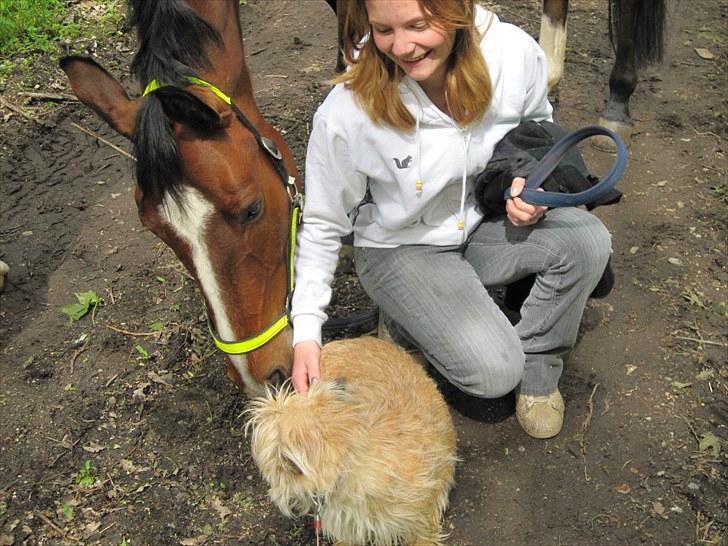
xmin=277 ymin=381 xmax=360 ymax=489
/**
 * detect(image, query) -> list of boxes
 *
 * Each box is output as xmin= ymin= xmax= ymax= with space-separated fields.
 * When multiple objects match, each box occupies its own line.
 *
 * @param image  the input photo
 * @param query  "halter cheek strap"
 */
xmin=208 ymin=205 xmax=301 ymax=355
xmin=144 ymin=77 xmax=303 ymax=355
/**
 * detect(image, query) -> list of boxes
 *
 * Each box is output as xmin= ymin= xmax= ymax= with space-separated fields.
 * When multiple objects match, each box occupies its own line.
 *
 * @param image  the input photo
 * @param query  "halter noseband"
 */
xmin=143 ymin=76 xmax=303 ymax=355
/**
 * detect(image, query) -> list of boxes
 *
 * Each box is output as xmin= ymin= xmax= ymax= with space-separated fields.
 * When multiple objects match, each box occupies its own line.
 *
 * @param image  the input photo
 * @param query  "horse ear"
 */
xmin=60 ymin=56 xmax=139 ymax=140
xmin=154 ymin=86 xmax=233 ymax=132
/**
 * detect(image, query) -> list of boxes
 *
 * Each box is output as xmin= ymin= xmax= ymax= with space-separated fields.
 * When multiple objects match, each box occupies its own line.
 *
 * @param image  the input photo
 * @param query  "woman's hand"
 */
xmin=506 ymin=177 xmax=548 ymax=226
xmin=292 ymin=340 xmax=322 ymax=394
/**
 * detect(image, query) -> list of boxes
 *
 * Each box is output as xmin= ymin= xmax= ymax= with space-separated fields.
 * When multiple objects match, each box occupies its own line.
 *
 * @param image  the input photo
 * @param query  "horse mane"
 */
xmin=128 ymin=0 xmax=223 ymax=203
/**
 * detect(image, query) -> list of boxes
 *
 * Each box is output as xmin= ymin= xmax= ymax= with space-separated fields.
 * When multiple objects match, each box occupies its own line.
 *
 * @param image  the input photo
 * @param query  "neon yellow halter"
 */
xmin=144 ymin=76 xmax=303 ymax=355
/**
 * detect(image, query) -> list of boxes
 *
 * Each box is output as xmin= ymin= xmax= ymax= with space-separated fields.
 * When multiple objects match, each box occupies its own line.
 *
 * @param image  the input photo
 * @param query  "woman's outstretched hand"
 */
xmin=292 ymin=339 xmax=322 ymax=394
xmin=506 ymin=177 xmax=548 ymax=226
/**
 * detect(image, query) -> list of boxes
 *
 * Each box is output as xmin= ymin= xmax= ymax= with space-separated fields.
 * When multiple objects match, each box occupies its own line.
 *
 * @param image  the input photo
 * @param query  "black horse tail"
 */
xmin=609 ymin=0 xmax=666 ymax=67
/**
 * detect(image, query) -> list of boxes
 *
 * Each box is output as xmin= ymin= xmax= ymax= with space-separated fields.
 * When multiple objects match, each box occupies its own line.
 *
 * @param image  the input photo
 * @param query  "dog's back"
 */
xmin=248 ymin=336 xmax=457 ymax=546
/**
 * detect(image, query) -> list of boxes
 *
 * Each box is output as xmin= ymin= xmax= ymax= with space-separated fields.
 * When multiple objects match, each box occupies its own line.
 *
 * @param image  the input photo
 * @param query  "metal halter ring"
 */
xmin=260 ymin=137 xmax=283 ymax=160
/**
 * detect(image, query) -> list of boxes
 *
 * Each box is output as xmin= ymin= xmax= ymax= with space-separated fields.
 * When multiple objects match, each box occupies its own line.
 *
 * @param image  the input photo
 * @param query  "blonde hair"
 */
xmin=337 ymin=0 xmax=492 ymax=130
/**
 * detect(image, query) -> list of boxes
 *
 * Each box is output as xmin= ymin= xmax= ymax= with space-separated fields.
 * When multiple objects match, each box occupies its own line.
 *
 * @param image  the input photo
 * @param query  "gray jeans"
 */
xmin=353 ymin=207 xmax=611 ymax=397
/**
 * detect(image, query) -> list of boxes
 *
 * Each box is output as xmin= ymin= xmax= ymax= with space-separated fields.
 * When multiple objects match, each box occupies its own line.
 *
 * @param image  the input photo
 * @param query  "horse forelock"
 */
xmin=133 ymin=98 xmax=183 ymax=205
xmin=129 ymin=0 xmax=223 ymax=206
xmin=128 ymin=0 xmax=221 ymax=85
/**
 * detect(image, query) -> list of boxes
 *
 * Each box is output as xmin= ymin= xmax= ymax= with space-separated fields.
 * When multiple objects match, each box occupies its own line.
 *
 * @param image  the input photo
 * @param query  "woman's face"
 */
xmin=366 ymin=0 xmax=455 ymax=91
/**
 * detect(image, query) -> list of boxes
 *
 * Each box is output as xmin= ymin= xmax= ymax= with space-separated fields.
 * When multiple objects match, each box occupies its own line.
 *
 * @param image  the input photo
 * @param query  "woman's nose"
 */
xmin=391 ymin=31 xmax=414 ymax=57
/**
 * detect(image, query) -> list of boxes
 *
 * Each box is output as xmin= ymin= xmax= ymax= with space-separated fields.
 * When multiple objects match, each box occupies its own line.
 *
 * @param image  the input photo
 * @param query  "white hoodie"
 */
xmin=291 ymin=7 xmax=553 ymax=346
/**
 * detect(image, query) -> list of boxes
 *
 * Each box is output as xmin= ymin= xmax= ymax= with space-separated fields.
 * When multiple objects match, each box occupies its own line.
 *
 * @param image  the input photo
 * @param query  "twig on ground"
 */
xmin=107 ymin=324 xmax=161 ymax=337
xmin=0 ymin=96 xmax=45 ymax=124
xmin=20 ymin=91 xmax=77 ymax=102
xmin=48 ymin=436 xmax=81 ymax=467
xmin=680 ymin=414 xmax=701 ymax=446
xmin=36 ymin=512 xmax=80 ymax=542
xmin=673 ymin=335 xmax=728 ymax=348
xmin=579 ymin=383 xmax=600 ymax=481
xmin=70 ymin=122 xmax=136 ymax=161
xmin=105 ymin=373 xmax=120 ymax=388
xmin=70 ymin=339 xmax=90 ymax=373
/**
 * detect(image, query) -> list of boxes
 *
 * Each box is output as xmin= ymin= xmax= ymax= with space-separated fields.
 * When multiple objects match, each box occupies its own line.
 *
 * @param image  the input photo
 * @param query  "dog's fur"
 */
xmin=246 ymin=336 xmax=457 ymax=546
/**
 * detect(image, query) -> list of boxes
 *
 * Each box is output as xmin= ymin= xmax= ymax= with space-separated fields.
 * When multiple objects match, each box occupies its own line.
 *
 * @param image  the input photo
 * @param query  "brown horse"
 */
xmin=61 ymin=0 xmax=301 ymax=395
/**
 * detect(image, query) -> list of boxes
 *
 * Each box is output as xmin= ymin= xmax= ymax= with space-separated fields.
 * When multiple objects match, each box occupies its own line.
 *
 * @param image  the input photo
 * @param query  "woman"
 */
xmin=290 ymin=0 xmax=611 ymax=439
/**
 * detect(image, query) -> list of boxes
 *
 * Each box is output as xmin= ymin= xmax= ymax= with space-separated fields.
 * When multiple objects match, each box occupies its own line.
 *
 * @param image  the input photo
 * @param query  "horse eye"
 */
xmin=239 ymin=199 xmax=263 ymax=224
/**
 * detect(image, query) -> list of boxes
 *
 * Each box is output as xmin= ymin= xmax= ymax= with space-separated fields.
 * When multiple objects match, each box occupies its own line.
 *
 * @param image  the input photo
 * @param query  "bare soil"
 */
xmin=0 ymin=1 xmax=726 ymax=545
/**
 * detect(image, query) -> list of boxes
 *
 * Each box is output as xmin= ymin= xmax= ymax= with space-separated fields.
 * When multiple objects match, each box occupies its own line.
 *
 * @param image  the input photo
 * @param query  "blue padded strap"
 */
xmin=503 ymin=125 xmax=628 ymax=207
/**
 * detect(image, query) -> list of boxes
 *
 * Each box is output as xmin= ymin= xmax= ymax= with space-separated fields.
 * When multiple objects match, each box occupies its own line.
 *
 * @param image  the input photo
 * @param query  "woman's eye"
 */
xmin=239 ymin=199 xmax=263 ymax=224
xmin=412 ymin=21 xmax=429 ymax=30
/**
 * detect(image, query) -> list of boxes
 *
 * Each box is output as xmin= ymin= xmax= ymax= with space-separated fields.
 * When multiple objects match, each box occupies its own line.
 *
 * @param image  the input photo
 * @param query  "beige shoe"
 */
xmin=516 ymin=390 xmax=565 ymax=439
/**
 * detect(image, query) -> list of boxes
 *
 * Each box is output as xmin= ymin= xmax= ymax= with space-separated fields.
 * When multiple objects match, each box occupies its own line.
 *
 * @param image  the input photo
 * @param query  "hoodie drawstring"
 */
xmin=408 ymin=80 xmax=471 ymax=241
xmin=458 ymin=129 xmax=472 ymax=239
xmin=415 ymin=106 xmax=423 ymax=196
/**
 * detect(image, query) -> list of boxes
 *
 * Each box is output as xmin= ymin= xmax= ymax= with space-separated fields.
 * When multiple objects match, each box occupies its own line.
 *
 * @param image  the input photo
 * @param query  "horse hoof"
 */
xmin=592 ymin=118 xmax=633 ymax=152
xmin=0 ymin=259 xmax=9 ymax=293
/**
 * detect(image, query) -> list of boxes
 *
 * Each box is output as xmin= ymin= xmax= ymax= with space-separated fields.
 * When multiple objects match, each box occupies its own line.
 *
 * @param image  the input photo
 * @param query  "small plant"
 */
xmin=61 ymin=290 xmax=103 ymax=324
xmin=134 ymin=344 xmax=150 ymax=362
xmin=76 ymin=460 xmax=97 ymax=487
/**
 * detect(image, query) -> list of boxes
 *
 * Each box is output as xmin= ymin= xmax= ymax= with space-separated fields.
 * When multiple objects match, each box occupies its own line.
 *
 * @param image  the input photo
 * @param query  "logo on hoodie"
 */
xmin=393 ymin=155 xmax=413 ymax=169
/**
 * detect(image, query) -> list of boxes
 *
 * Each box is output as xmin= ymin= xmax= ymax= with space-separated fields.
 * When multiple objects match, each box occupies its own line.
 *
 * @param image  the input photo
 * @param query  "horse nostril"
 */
xmin=268 ymin=367 xmax=289 ymax=388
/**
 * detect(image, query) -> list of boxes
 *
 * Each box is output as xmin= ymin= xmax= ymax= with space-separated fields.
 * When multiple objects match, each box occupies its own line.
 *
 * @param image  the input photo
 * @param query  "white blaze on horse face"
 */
xmin=539 ymin=14 xmax=567 ymax=90
xmin=159 ymin=186 xmax=257 ymax=391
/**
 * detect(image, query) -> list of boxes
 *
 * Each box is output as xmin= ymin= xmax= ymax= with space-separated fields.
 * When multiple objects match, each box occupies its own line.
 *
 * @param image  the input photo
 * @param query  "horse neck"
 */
xmin=186 ymin=0 xmax=256 ymax=103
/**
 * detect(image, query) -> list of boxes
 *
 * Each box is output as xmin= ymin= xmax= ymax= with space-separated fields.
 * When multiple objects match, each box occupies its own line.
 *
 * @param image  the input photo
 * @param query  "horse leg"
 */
xmin=325 ymin=0 xmax=346 ymax=73
xmin=594 ymin=0 xmax=637 ymax=150
xmin=594 ymin=0 xmax=666 ymax=151
xmin=540 ymin=0 xmax=569 ymax=90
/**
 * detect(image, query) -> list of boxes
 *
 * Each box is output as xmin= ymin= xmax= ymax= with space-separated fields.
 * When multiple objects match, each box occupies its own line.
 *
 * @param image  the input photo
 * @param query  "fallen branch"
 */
xmin=70 ymin=122 xmax=136 ymax=161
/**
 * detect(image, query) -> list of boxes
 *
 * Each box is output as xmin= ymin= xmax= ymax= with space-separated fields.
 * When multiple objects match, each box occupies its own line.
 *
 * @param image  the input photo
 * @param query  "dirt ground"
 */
xmin=1 ymin=0 xmax=726 ymax=545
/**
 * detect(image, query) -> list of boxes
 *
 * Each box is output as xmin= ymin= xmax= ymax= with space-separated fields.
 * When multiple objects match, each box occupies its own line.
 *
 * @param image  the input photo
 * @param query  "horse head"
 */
xmin=61 ymin=0 xmax=299 ymax=396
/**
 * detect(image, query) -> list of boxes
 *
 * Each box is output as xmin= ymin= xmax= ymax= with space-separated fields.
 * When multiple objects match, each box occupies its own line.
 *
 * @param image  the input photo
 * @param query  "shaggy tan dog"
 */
xmin=246 ymin=336 xmax=457 ymax=546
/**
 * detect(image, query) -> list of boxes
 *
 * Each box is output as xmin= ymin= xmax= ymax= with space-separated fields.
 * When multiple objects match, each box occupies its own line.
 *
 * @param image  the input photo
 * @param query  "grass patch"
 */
xmin=0 ymin=0 xmax=124 ymax=82
xmin=0 ymin=0 xmax=80 ymax=55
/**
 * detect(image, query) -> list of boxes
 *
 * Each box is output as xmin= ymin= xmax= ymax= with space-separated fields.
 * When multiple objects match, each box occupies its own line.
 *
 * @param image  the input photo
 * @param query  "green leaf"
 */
xmin=62 ymin=502 xmax=74 ymax=521
xmin=699 ymin=432 xmax=721 ymax=457
xmin=149 ymin=322 xmax=164 ymax=332
xmin=134 ymin=344 xmax=150 ymax=360
xmin=61 ymin=291 xmax=103 ymax=323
